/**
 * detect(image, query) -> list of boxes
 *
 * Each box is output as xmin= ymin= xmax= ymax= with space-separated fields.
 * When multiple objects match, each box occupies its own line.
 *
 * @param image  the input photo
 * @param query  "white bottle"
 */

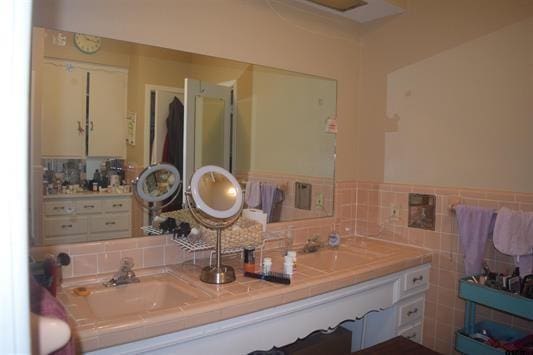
xmin=262 ymin=257 xmax=272 ymax=274
xmin=284 ymin=255 xmax=293 ymax=276
xmin=287 ymin=251 xmax=297 ymax=270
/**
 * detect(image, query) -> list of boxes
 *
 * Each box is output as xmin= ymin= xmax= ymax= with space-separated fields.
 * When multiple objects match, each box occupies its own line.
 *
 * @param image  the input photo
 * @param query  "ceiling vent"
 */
xmin=294 ymin=0 xmax=405 ymax=23
xmin=306 ymin=0 xmax=367 ymax=12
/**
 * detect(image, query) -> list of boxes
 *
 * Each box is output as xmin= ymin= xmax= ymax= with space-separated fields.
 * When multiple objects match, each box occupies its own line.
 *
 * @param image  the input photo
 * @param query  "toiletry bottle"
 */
xmin=284 ymin=255 xmax=294 ymax=277
xmin=287 ymin=251 xmax=297 ymax=270
xmin=243 ymin=246 xmax=256 ymax=273
xmin=262 ymin=257 xmax=272 ymax=274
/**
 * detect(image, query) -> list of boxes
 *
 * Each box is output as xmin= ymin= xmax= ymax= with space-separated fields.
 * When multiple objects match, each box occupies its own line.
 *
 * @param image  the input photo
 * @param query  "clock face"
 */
xmin=74 ymin=33 xmax=102 ymax=54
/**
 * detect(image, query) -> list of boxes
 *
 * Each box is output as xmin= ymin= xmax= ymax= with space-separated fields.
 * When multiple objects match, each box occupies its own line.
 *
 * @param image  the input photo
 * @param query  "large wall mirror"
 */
xmin=30 ymin=27 xmax=337 ymax=246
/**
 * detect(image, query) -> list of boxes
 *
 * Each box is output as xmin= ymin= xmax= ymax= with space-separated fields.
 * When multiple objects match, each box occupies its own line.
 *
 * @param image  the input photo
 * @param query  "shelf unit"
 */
xmin=455 ymin=277 xmax=532 ymax=355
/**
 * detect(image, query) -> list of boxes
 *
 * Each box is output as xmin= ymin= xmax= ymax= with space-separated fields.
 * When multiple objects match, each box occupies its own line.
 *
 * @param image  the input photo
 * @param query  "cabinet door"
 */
xmin=41 ymin=61 xmax=86 ymax=157
xmin=88 ymin=69 xmax=127 ymax=157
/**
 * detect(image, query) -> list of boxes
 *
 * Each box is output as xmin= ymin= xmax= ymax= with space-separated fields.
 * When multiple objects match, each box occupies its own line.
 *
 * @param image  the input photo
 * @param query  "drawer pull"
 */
xmin=407 ymin=308 xmax=419 ymax=316
xmin=83 ymin=205 xmax=95 ymax=208
xmin=405 ymin=333 xmax=417 ymax=340
xmin=412 ymin=275 xmax=424 ymax=283
xmin=112 ymin=203 xmax=123 ymax=208
xmin=61 ymin=224 xmax=72 ymax=229
xmin=105 ymin=221 xmax=116 ymax=226
xmin=53 ymin=206 xmax=65 ymax=210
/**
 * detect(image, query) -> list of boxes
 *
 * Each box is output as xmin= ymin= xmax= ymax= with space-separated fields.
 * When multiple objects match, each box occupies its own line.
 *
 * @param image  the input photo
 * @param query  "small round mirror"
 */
xmin=134 ymin=163 xmax=181 ymax=209
xmin=190 ymin=165 xmax=243 ymax=220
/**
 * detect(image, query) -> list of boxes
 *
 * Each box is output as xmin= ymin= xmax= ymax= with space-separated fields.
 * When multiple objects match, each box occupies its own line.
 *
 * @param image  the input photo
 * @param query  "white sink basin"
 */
xmin=298 ymin=249 xmax=374 ymax=271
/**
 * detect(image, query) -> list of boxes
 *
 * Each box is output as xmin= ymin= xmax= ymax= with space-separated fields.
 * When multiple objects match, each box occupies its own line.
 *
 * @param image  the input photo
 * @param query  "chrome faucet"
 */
xmin=104 ymin=257 xmax=140 ymax=287
xmin=303 ymin=235 xmax=323 ymax=253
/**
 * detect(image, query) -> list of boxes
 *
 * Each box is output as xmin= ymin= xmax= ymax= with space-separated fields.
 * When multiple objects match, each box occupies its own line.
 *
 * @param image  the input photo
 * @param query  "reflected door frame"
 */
xmin=143 ymin=84 xmax=184 ymax=167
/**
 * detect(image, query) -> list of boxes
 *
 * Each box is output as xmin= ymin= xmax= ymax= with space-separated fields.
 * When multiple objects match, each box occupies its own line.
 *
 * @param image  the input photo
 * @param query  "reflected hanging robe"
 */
xmin=162 ymin=97 xmax=184 ymax=211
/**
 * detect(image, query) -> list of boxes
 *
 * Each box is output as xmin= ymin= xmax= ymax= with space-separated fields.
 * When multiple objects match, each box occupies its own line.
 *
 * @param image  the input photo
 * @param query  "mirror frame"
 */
xmin=190 ymin=165 xmax=243 ymax=220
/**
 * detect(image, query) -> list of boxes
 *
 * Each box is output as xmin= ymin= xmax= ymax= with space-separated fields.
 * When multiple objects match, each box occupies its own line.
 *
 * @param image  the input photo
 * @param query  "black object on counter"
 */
xmin=244 ymin=271 xmax=291 ymax=285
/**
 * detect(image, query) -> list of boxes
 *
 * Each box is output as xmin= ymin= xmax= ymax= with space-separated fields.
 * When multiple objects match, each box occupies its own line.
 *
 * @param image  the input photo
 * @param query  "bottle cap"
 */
xmin=287 ymin=251 xmax=297 ymax=258
xmin=263 ymin=257 xmax=272 ymax=263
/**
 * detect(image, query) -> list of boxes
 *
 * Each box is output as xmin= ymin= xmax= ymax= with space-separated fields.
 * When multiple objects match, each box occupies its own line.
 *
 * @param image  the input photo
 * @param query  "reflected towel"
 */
xmin=245 ymin=181 xmax=261 ymax=208
xmin=30 ymin=276 xmax=75 ymax=355
xmin=261 ymin=183 xmax=283 ymax=223
xmin=455 ymin=205 xmax=496 ymax=276
xmin=493 ymin=207 xmax=533 ymax=274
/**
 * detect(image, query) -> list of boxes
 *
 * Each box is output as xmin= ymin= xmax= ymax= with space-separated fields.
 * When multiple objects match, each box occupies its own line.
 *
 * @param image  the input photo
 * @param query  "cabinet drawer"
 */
xmin=90 ymin=214 xmax=129 ymax=233
xmin=398 ymin=297 xmax=424 ymax=328
xmin=75 ymin=200 xmax=102 ymax=214
xmin=403 ymin=267 xmax=429 ymax=293
xmin=44 ymin=201 xmax=76 ymax=216
xmin=44 ymin=216 xmax=87 ymax=236
xmin=398 ymin=322 xmax=422 ymax=343
xmin=102 ymin=198 xmax=131 ymax=213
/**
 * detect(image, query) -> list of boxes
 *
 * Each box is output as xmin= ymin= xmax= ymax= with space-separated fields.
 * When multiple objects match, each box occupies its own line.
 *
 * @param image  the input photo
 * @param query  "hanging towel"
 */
xmin=269 ymin=188 xmax=284 ymax=223
xmin=261 ymin=183 xmax=284 ymax=223
xmin=455 ymin=205 xmax=497 ymax=276
xmin=30 ymin=276 xmax=75 ymax=355
xmin=245 ymin=181 xmax=261 ymax=208
xmin=493 ymin=207 xmax=533 ymax=274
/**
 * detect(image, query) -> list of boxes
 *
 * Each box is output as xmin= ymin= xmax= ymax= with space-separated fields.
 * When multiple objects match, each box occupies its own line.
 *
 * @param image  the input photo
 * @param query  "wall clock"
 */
xmin=73 ymin=33 xmax=102 ymax=54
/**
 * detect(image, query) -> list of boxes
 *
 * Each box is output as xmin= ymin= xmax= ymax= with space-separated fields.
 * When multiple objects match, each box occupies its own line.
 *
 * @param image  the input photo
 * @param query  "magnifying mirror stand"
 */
xmin=186 ymin=192 xmax=242 ymax=284
xmin=200 ymin=227 xmax=236 ymax=284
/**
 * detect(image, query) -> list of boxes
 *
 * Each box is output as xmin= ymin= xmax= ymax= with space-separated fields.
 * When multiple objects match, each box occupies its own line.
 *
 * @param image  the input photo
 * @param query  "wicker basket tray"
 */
xmin=161 ymin=209 xmax=262 ymax=250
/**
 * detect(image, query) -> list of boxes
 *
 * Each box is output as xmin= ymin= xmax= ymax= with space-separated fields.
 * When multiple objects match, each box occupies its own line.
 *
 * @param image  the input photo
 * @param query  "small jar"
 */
xmin=243 ymin=246 xmax=255 ymax=273
xmin=262 ymin=257 xmax=272 ymax=274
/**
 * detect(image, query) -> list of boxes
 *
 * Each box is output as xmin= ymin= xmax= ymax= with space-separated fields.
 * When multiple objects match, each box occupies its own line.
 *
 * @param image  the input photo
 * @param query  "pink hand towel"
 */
xmin=30 ymin=276 xmax=75 ymax=355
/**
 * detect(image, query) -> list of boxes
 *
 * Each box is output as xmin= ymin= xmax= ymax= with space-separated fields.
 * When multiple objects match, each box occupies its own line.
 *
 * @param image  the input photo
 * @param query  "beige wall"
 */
xmin=32 ymin=0 xmax=360 ymax=181
xmin=43 ymin=28 xmax=131 ymax=68
xmin=357 ymin=0 xmax=533 ymax=191
xmin=126 ymin=45 xmax=191 ymax=165
xmin=384 ymin=17 xmax=533 ymax=192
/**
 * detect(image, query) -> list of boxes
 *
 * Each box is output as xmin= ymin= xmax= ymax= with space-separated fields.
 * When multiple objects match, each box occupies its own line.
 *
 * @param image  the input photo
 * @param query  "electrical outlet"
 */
xmin=390 ymin=204 xmax=400 ymax=220
xmin=316 ymin=193 xmax=324 ymax=208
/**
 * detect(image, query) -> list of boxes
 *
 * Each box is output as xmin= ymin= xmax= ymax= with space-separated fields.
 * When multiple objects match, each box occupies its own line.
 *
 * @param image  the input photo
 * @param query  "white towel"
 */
xmin=245 ymin=181 xmax=261 ymax=208
xmin=493 ymin=207 xmax=533 ymax=274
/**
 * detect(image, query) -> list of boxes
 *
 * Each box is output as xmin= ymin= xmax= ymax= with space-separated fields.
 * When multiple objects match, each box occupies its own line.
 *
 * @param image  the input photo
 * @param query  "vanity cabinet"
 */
xmin=42 ymin=194 xmax=132 ymax=245
xmin=41 ymin=59 xmax=127 ymax=158
xmin=85 ymin=263 xmax=430 ymax=355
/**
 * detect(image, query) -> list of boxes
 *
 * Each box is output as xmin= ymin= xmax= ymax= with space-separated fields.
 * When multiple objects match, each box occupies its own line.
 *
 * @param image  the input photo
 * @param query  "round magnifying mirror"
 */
xmin=190 ymin=165 xmax=243 ymax=220
xmin=134 ymin=163 xmax=181 ymax=210
xmin=187 ymin=165 xmax=243 ymax=284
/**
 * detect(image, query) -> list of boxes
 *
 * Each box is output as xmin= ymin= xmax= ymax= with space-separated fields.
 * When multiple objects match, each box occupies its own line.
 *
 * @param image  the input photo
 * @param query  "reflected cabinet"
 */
xmin=41 ymin=59 xmax=127 ymax=158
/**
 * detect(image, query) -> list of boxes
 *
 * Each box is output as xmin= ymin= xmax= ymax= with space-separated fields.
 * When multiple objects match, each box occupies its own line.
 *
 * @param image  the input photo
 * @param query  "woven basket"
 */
xmin=161 ymin=209 xmax=262 ymax=250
